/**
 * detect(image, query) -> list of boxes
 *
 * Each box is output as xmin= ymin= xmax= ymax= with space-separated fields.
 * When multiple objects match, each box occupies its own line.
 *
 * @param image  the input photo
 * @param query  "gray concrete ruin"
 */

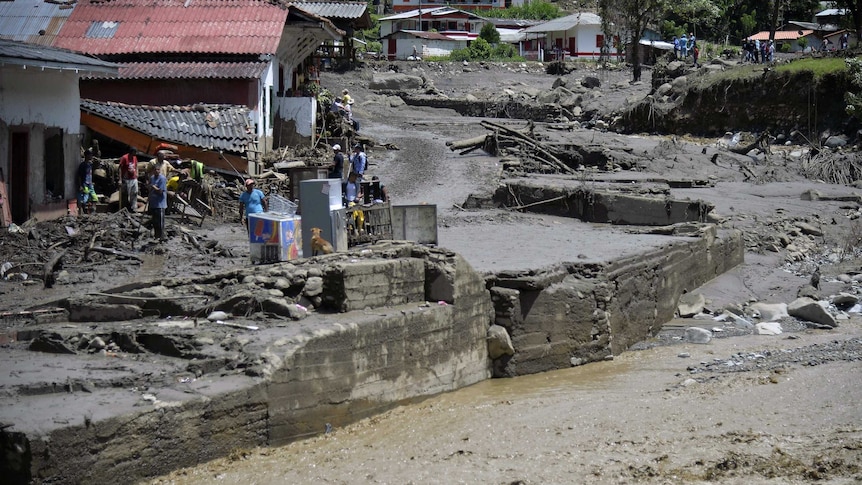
xmin=0 ymin=205 xmax=742 ymax=483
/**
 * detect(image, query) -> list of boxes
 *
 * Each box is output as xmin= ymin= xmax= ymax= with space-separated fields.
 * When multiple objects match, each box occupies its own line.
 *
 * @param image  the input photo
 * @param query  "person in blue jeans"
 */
xmin=239 ymin=178 xmax=268 ymax=231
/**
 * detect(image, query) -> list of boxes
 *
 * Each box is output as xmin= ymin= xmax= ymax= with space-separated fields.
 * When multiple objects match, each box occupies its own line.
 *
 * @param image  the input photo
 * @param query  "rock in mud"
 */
xmin=755 ymin=322 xmax=783 ymax=335
xmin=788 ymin=297 xmax=837 ymax=328
xmin=677 ymin=293 xmax=706 ymax=318
xmin=749 ymin=302 xmax=789 ymax=321
xmin=487 ymin=324 xmax=514 ymax=359
xmin=685 ymin=327 xmax=712 ymax=344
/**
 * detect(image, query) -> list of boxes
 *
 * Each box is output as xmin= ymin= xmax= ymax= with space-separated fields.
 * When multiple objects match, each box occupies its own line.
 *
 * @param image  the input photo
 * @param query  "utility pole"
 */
xmin=418 ymin=0 xmax=422 ymax=32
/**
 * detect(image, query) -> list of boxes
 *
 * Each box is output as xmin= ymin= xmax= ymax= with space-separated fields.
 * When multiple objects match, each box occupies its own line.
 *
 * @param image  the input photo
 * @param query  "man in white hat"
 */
xmin=329 ymin=144 xmax=344 ymax=179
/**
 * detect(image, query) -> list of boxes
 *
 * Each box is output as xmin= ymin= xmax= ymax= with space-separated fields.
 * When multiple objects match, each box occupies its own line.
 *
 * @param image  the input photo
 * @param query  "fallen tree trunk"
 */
xmin=448 ymin=134 xmax=488 ymax=151
xmin=481 ymin=120 xmax=575 ymax=174
xmin=727 ymin=132 xmax=768 ymax=155
xmin=90 ymin=246 xmax=143 ymax=262
xmin=43 ymin=249 xmax=67 ymax=288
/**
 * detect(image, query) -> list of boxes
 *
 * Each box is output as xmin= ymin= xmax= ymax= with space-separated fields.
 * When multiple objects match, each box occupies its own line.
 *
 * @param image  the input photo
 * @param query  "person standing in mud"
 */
xmin=329 ymin=144 xmax=344 ymax=180
xmin=350 ymin=143 xmax=367 ymax=180
xmin=672 ymin=35 xmax=679 ymax=60
xmin=77 ymin=148 xmax=98 ymax=215
xmin=118 ymin=146 xmax=139 ymax=212
xmin=239 ymin=178 xmax=268 ymax=232
xmin=147 ymin=162 xmax=168 ymax=241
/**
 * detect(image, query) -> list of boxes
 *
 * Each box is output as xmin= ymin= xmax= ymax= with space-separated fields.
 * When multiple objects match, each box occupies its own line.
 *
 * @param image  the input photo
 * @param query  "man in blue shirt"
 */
xmin=239 ymin=178 xmax=268 ymax=231
xmin=350 ymin=144 xmax=366 ymax=180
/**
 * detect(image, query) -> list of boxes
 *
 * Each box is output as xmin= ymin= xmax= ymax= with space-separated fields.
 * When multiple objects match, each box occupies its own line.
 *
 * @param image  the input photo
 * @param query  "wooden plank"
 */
xmin=0 ymin=168 xmax=12 ymax=227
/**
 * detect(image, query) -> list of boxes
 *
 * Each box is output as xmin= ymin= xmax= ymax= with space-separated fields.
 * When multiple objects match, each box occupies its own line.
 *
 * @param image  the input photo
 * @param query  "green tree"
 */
xmin=480 ymin=23 xmax=501 ymax=44
xmin=834 ymin=0 xmax=862 ymax=46
xmin=846 ymin=57 xmax=862 ymax=120
xmin=599 ymin=0 xmax=669 ymax=81
xmin=469 ymin=38 xmax=493 ymax=59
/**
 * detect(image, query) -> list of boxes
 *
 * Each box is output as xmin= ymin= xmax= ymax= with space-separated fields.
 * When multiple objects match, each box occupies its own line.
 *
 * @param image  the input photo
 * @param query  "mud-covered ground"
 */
xmin=134 ymin=60 xmax=862 ymax=484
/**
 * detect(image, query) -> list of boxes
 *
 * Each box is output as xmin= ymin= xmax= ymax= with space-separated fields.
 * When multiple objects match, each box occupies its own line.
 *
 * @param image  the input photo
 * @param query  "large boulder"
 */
xmin=487 ymin=324 xmax=515 ymax=359
xmin=369 ymin=73 xmax=424 ymax=91
xmin=788 ymin=297 xmax=837 ymax=328
xmin=685 ymin=326 xmax=712 ymax=344
xmin=749 ymin=302 xmax=789 ymax=322
xmin=677 ymin=293 xmax=706 ymax=317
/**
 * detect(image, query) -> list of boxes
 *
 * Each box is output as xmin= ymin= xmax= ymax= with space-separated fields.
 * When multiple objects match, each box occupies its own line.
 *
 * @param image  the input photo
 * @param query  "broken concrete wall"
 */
xmin=497 ymin=182 xmax=714 ymax=225
xmin=489 ymin=227 xmax=743 ymax=375
xmin=23 ymin=383 xmax=269 ymax=485
xmin=2 ymin=244 xmax=493 ymax=484
xmin=606 ymin=226 xmax=743 ymax=353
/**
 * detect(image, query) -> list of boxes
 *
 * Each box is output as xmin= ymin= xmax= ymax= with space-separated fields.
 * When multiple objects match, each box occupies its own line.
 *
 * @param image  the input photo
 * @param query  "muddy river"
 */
xmin=146 ymin=326 xmax=862 ymax=484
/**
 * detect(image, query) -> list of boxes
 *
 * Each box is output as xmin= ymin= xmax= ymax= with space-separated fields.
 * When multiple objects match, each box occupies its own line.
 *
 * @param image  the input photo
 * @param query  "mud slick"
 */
xmin=3 ymin=59 xmax=862 ymax=483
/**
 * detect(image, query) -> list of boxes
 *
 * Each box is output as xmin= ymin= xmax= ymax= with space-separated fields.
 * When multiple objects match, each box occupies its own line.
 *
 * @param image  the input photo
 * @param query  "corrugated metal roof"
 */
xmin=109 ymin=61 xmax=268 ymax=79
xmin=816 ymin=9 xmax=846 ymax=17
xmin=0 ymin=38 xmax=119 ymax=73
xmin=288 ymin=1 xmax=367 ymax=20
xmin=523 ymin=12 xmax=602 ymax=34
xmin=380 ymin=7 xmax=482 ymax=21
xmin=0 ymin=0 xmax=75 ymax=46
xmin=81 ymin=99 xmax=254 ymax=154
xmin=55 ymin=0 xmax=290 ymax=55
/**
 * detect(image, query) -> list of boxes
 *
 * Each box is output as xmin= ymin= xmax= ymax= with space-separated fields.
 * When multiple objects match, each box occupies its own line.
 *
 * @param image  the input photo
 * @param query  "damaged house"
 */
xmin=0 ymin=39 xmax=118 ymax=225
xmin=50 ymin=0 xmax=347 ymax=174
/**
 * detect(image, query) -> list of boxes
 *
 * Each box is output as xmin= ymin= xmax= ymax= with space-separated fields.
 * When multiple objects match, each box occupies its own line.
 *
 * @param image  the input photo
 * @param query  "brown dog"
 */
xmin=310 ymin=227 xmax=334 ymax=256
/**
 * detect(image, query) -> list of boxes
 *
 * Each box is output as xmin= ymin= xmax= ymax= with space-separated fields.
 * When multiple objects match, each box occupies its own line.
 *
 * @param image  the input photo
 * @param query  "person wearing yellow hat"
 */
xmin=238 ymin=178 xmax=268 ymax=231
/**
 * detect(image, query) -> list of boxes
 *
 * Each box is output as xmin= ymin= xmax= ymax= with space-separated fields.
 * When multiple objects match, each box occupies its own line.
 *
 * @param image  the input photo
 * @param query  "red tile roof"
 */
xmin=748 ymin=30 xmax=813 ymax=41
xmin=55 ymin=0 xmax=290 ymax=55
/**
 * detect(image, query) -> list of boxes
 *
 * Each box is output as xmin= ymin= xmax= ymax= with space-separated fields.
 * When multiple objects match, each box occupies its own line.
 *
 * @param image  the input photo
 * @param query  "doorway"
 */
xmin=44 ymin=129 xmax=65 ymax=202
xmin=9 ymin=131 xmax=29 ymax=223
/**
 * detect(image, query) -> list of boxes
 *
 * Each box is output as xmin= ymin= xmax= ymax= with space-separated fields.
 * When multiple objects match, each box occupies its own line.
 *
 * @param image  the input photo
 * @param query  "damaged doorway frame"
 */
xmin=9 ymin=129 xmax=29 ymax=224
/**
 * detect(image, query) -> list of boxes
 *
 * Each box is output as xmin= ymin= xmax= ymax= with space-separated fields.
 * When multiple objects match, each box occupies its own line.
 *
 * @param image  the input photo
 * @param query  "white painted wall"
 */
xmin=546 ymin=24 xmax=610 ymax=59
xmin=0 ymin=66 xmax=82 ymax=221
xmin=0 ymin=67 xmax=80 ymax=133
xmin=395 ymin=38 xmax=467 ymax=59
xmin=276 ymin=96 xmax=317 ymax=143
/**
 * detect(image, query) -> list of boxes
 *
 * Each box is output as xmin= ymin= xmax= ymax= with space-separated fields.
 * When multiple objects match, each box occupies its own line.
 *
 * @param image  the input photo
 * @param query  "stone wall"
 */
xmin=488 ymin=227 xmax=743 ymax=376
xmin=1 ymin=244 xmax=493 ymax=484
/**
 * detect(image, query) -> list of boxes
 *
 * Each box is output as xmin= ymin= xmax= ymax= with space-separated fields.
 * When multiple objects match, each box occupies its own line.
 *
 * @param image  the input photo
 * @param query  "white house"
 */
xmin=379 ymin=7 xmax=488 ymax=60
xmin=522 ymin=12 xmax=615 ymax=61
xmin=379 ymin=7 xmax=487 ymax=37
xmin=0 ymin=39 xmax=118 ymax=224
xmin=381 ymin=30 xmax=471 ymax=59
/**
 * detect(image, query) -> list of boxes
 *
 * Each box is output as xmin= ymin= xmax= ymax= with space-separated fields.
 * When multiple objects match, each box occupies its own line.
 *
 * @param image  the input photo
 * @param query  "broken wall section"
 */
xmin=2 ymin=242 xmax=494 ymax=484
xmin=488 ymin=226 xmax=744 ymax=376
